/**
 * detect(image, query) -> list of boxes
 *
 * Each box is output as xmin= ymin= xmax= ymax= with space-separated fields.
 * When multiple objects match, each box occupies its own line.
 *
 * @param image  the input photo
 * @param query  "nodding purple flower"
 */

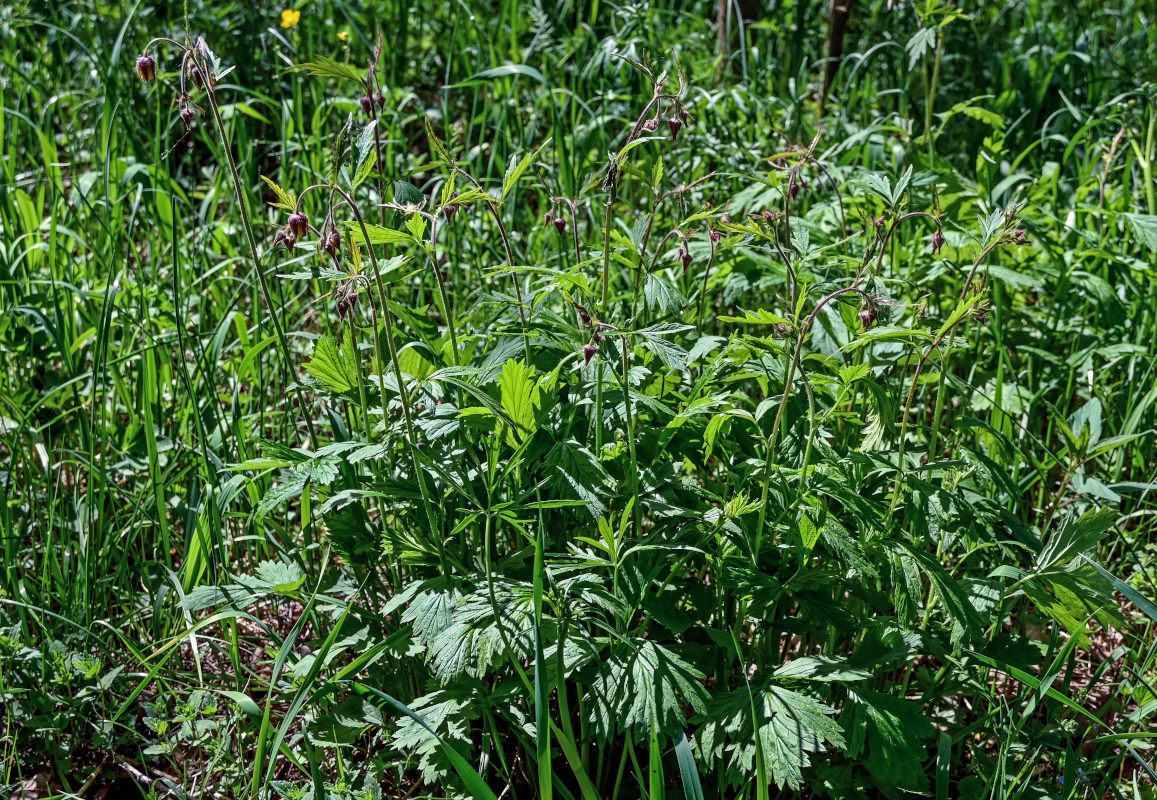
xmin=274 ymin=227 xmax=296 ymax=250
xmin=872 ymin=216 xmax=886 ymax=227
xmin=787 ymin=180 xmax=806 ymax=202
xmin=288 ymin=212 xmax=309 ymax=239
xmin=582 ymin=343 xmax=598 ymax=366
xmin=859 ymin=307 xmax=878 ymax=330
xmin=710 ymin=229 xmax=722 ymax=243
xmin=190 ymin=65 xmax=213 ymax=90
xmin=374 ymin=91 xmax=385 ymax=108
xmin=667 ymin=117 xmax=682 ymax=142
xmin=930 ymin=228 xmax=947 ymax=254
xmin=180 ymin=106 xmax=196 ymax=128
xmin=677 ymin=245 xmax=692 ymax=274
xmin=336 ymin=291 xmax=358 ymax=320
xmin=322 ymin=229 xmax=341 ymax=256
xmin=1011 ymin=228 xmax=1028 ymax=245
xmin=136 ymin=54 xmax=157 ymax=82
xmin=553 ymin=215 xmax=567 ymax=234
xmin=762 ymin=210 xmax=781 ymax=224
xmin=359 ymin=95 xmax=374 ymax=117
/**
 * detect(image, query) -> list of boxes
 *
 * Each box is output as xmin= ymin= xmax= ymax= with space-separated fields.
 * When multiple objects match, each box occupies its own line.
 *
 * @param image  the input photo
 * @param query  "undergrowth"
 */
xmin=2 ymin=1 xmax=1157 ymax=798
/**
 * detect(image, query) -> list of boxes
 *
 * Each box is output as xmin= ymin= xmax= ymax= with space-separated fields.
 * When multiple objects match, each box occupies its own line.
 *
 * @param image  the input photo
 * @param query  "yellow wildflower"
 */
xmin=337 ymin=30 xmax=349 ymax=41
xmin=280 ymin=9 xmax=301 ymax=28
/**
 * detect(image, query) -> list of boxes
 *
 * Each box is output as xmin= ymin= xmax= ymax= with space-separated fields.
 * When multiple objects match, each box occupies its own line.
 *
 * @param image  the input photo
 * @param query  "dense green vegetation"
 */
xmin=3 ymin=0 xmax=1157 ymax=797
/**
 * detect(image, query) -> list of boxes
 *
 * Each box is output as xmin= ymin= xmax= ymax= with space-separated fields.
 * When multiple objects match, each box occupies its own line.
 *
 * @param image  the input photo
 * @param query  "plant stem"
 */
xmin=202 ymin=72 xmax=317 ymax=445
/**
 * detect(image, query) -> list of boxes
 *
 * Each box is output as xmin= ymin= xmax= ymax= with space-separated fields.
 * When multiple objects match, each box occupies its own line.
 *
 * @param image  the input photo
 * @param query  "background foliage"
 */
xmin=2 ymin=0 xmax=1157 ymax=798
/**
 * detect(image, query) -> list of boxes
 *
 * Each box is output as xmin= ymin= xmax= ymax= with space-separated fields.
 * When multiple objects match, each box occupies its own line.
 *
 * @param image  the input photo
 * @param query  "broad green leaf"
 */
xmin=589 ymin=640 xmax=708 ymax=739
xmin=347 ymin=221 xmax=413 ymax=245
xmin=1123 ymin=213 xmax=1157 ymax=253
xmin=696 ymin=683 xmax=844 ymax=791
xmin=498 ymin=359 xmax=542 ymax=446
xmin=305 ymin=334 xmax=359 ymax=394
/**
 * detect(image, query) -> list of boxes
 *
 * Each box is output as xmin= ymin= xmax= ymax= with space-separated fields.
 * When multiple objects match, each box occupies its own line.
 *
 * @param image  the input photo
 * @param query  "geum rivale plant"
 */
xmin=136 ymin=36 xmax=1148 ymax=799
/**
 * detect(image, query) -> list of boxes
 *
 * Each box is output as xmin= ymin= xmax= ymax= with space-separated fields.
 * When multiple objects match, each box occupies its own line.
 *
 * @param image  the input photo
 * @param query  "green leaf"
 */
xmin=498 ymin=359 xmax=542 ymax=446
xmin=423 ymin=115 xmax=452 ymax=164
xmin=349 ymin=222 xmax=413 ymax=245
xmin=893 ymin=542 xmax=983 ymax=643
xmin=305 ymin=334 xmax=359 ymax=394
xmin=1036 ymin=507 xmax=1116 ymax=570
xmin=643 ymin=271 xmax=686 ymax=313
xmin=451 ymin=63 xmax=549 ymax=87
xmin=425 ymin=584 xmax=536 ymax=679
xmin=696 ymin=683 xmax=844 ymax=790
xmin=635 ymin=323 xmax=693 ymax=370
xmin=906 ymin=27 xmax=937 ymax=70
xmin=502 ymin=139 xmax=550 ymax=201
xmin=393 ymin=180 xmax=426 ymax=207
xmin=260 ymin=175 xmax=296 ymax=211
xmin=1123 ymin=213 xmax=1157 ymax=253
xmin=844 ymin=689 xmax=934 ymax=792
xmin=717 ymin=308 xmax=791 ymax=326
xmin=356 ymin=683 xmax=499 ymax=799
xmin=249 ymin=560 xmax=306 ymax=595
xmin=1083 ymin=558 xmax=1157 ymax=622
xmin=674 ymin=730 xmax=704 ymax=800
xmin=293 ymin=57 xmax=363 ymax=84
xmin=589 ymin=640 xmax=708 ymax=739
xmin=771 ymin=656 xmax=870 ymax=682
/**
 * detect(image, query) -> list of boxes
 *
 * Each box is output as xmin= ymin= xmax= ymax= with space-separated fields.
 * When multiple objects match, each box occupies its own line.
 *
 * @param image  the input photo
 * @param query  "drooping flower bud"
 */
xmin=677 ymin=246 xmax=692 ymax=274
xmin=1011 ymin=228 xmax=1028 ymax=245
xmin=274 ymin=227 xmax=296 ymax=250
xmin=720 ymin=215 xmax=731 ymax=225
xmin=322 ymin=229 xmax=341 ymax=256
xmin=342 ymin=292 xmax=359 ymax=319
xmin=930 ymin=228 xmax=946 ymax=254
xmin=374 ymin=91 xmax=386 ymax=108
xmin=288 ymin=212 xmax=309 ymax=238
xmin=582 ymin=343 xmax=598 ymax=366
xmin=360 ymin=95 xmax=374 ymax=117
xmin=553 ymin=215 xmax=567 ymax=234
xmin=136 ymin=54 xmax=157 ymax=82
xmin=180 ymin=106 xmax=196 ymax=128
xmin=859 ymin=307 xmax=877 ymax=330
xmin=710 ymin=229 xmax=722 ymax=243
xmin=443 ymin=191 xmax=460 ymax=220
xmin=667 ymin=117 xmax=682 ymax=141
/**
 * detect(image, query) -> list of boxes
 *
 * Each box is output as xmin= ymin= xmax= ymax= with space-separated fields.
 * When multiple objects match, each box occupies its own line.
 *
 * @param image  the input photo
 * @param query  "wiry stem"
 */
xmin=198 ymin=51 xmax=317 ymax=444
